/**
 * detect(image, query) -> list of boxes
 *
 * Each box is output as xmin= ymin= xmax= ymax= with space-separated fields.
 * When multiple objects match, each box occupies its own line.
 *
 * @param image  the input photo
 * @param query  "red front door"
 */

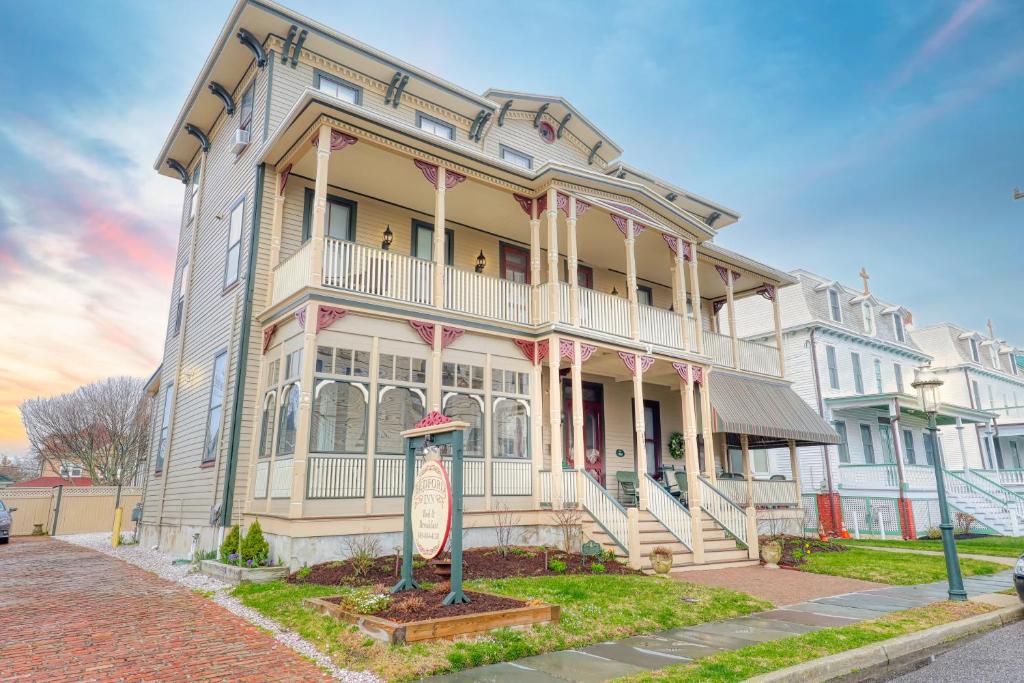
xmin=563 ymin=382 xmax=605 ymax=485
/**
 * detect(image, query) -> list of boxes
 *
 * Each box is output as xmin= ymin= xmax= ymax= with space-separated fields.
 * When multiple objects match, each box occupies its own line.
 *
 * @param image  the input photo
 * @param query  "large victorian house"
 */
xmin=140 ymin=0 xmax=838 ymax=570
xmin=733 ymin=271 xmax=1023 ymax=538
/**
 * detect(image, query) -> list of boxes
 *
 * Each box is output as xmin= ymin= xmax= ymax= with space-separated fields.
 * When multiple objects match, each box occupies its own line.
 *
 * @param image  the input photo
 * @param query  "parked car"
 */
xmin=1015 ymin=553 xmax=1024 ymax=603
xmin=0 ymin=500 xmax=15 ymax=544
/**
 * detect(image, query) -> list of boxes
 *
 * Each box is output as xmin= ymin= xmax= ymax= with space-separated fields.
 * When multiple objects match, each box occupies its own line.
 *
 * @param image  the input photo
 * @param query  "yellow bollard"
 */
xmin=111 ymin=507 xmax=123 ymax=548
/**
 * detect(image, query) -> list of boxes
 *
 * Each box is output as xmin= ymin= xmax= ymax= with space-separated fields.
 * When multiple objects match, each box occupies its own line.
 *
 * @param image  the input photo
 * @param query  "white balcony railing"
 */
xmin=987 ymin=469 xmax=1024 ymax=486
xmin=703 ymin=329 xmax=734 ymax=368
xmin=323 ymin=238 xmax=433 ymax=306
xmin=639 ymin=304 xmax=683 ymax=348
xmin=444 ymin=267 xmax=532 ymax=325
xmin=716 ymin=478 xmax=800 ymax=507
xmin=271 ymin=242 xmax=313 ymax=306
xmin=738 ymin=339 xmax=781 ymax=376
xmin=579 ymin=287 xmax=630 ymax=337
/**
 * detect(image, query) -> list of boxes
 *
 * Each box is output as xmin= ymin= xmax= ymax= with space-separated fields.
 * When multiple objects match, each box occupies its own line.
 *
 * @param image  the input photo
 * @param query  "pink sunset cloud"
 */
xmin=886 ymin=0 xmax=989 ymax=92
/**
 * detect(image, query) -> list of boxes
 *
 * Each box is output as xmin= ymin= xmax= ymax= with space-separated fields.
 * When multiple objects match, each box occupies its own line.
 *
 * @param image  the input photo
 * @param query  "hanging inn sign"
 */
xmin=392 ymin=412 xmax=470 ymax=605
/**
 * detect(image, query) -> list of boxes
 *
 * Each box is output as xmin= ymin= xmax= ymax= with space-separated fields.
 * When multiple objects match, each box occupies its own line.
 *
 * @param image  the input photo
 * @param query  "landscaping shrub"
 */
xmin=219 ymin=525 xmax=241 ymax=564
xmin=548 ymin=558 xmax=567 ymax=574
xmin=343 ymin=535 xmax=382 ymax=577
xmin=954 ymin=512 xmax=977 ymax=536
xmin=590 ymin=562 xmax=606 ymax=574
xmin=241 ymin=520 xmax=270 ymax=567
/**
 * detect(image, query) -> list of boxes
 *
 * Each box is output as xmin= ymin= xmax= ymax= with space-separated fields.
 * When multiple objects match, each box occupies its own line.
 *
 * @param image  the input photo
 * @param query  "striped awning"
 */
xmin=709 ymin=372 xmax=839 ymax=446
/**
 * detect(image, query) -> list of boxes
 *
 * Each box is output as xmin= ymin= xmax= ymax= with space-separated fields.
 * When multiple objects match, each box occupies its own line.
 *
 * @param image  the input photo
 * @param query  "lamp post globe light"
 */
xmin=911 ymin=367 xmax=967 ymax=601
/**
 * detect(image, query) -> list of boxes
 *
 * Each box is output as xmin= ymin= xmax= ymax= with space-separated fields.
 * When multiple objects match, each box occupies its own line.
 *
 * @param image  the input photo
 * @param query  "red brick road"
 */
xmin=0 ymin=537 xmax=332 ymax=682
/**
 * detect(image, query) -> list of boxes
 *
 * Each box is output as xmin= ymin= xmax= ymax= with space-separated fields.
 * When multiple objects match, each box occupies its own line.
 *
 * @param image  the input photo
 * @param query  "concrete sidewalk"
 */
xmin=424 ymin=569 xmax=1016 ymax=683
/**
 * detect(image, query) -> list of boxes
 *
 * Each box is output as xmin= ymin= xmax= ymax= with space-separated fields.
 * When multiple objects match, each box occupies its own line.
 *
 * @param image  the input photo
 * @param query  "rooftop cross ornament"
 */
xmin=859 ymin=267 xmax=871 ymax=295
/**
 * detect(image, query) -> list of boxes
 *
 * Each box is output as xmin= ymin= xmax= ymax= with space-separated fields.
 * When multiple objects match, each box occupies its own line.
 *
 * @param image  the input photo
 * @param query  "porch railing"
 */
xmin=702 ymin=329 xmax=734 ymax=368
xmin=643 ymin=473 xmax=693 ymax=549
xmin=579 ymin=287 xmax=630 ymax=338
xmin=982 ymin=469 xmax=1024 ymax=487
xmin=491 ymin=459 xmax=533 ymax=496
xmin=738 ymin=338 xmax=780 ymax=376
xmin=271 ymin=242 xmax=313 ymax=306
xmin=444 ymin=266 xmax=532 ymax=325
xmin=581 ymin=470 xmax=629 ymax=552
xmin=562 ymin=469 xmax=578 ymax=505
xmin=698 ymin=476 xmax=748 ymax=546
xmin=323 ymin=238 xmax=433 ymax=306
xmin=716 ymin=478 xmax=800 ymax=507
xmin=306 ymin=456 xmax=366 ymax=499
xmin=373 ymin=456 xmax=485 ymax=497
xmin=839 ymin=464 xmax=939 ymax=491
xmin=639 ymin=304 xmax=683 ymax=348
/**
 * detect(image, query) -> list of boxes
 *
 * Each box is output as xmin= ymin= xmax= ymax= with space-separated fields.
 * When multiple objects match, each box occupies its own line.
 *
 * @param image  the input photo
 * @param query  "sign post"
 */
xmin=392 ymin=412 xmax=470 ymax=605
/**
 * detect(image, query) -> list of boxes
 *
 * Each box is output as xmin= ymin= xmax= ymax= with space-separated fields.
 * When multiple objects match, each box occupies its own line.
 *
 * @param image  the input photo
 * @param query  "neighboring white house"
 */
xmin=730 ymin=270 xmax=1024 ymax=538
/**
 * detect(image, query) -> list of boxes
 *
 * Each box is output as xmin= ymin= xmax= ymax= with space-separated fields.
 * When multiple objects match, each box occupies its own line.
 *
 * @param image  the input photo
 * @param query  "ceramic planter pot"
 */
xmin=760 ymin=540 xmax=782 ymax=569
xmin=649 ymin=550 xmax=673 ymax=574
xmin=430 ymin=560 xmax=452 ymax=580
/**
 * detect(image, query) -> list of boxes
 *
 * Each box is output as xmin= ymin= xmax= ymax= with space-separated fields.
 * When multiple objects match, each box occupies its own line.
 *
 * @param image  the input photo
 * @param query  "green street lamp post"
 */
xmin=912 ymin=368 xmax=967 ymax=601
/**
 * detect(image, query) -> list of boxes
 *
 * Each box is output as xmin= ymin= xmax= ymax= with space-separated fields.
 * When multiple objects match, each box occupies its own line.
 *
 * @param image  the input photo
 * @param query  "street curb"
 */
xmin=747 ymin=602 xmax=1024 ymax=683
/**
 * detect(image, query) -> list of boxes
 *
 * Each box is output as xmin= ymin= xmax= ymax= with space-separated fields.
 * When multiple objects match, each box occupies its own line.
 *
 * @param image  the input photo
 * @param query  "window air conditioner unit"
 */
xmin=230 ymin=128 xmax=250 ymax=154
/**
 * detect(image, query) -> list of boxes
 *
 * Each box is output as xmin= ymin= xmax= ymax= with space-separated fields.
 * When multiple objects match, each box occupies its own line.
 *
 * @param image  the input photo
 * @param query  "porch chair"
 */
xmin=615 ymin=471 xmax=639 ymax=507
xmin=769 ymin=474 xmax=786 ymax=481
xmin=673 ymin=471 xmax=689 ymax=507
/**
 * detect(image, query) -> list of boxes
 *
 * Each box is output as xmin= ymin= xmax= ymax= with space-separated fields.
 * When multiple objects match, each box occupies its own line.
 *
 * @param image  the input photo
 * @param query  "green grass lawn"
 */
xmin=799 ymin=547 xmax=1008 ymax=585
xmin=232 ymin=574 xmax=770 ymax=681
xmin=840 ymin=536 xmax=1024 ymax=559
xmin=615 ymin=600 xmax=993 ymax=682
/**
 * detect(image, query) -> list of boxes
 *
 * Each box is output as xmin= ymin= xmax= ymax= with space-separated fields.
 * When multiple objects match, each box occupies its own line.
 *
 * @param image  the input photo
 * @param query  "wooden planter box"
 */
xmin=303 ymin=595 xmax=560 ymax=644
xmin=199 ymin=559 xmax=288 ymax=585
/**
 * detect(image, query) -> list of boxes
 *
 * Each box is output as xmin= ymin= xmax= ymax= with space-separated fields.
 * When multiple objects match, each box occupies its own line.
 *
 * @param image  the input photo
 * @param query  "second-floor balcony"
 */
xmin=262 ymin=112 xmax=790 ymax=378
xmin=272 ymin=236 xmax=782 ymax=376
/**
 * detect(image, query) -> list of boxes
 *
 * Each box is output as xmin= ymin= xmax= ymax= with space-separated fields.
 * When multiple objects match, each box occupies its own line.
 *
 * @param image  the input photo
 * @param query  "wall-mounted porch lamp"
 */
xmin=381 ymin=225 xmax=394 ymax=251
xmin=475 ymin=250 xmax=487 ymax=273
xmin=611 ymin=286 xmax=619 ymax=296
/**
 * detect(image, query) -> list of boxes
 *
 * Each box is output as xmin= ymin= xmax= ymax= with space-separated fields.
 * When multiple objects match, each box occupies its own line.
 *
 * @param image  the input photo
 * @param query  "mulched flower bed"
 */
xmin=325 ymin=584 xmax=529 ymax=622
xmin=764 ymin=535 xmax=848 ymax=568
xmin=289 ymin=546 xmax=639 ymax=586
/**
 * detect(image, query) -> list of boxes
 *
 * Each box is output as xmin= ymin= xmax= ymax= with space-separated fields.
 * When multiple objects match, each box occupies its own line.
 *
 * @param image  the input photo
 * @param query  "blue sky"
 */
xmin=0 ymin=0 xmax=1021 ymax=454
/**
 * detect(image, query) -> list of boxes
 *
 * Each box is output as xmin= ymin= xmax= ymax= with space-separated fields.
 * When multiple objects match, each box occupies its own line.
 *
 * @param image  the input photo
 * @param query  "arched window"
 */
xmin=277 ymin=382 xmax=300 ymax=457
xmin=494 ymin=398 xmax=530 ymax=459
xmin=257 ymin=390 xmax=276 ymax=458
xmin=443 ymin=393 xmax=484 ymax=456
xmin=375 ymin=386 xmax=426 ymax=454
xmin=310 ymin=380 xmax=368 ymax=453
xmin=861 ymin=302 xmax=875 ymax=335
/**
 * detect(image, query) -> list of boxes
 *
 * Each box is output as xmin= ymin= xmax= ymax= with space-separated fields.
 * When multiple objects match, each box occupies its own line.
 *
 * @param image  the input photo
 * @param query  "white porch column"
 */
xmin=631 ymin=353 xmax=649 ymax=509
xmin=429 ymin=329 xmax=443 ymax=413
xmin=432 ymin=167 xmax=447 ymax=309
xmin=289 ymin=300 xmax=319 ymax=517
xmin=548 ymin=335 xmax=564 ymax=507
xmin=741 ymin=434 xmax=759 ymax=559
xmin=771 ymin=286 xmax=785 ymax=376
xmin=546 ymin=188 xmax=560 ymax=324
xmin=566 ymin=197 xmax=581 ymax=326
xmin=788 ymin=439 xmax=802 ymax=511
xmin=266 ymin=171 xmax=287 ymax=304
xmin=677 ymin=364 xmax=704 ymax=562
xmin=529 ymin=347 xmax=544 ymax=509
xmin=529 ymin=199 xmax=541 ymax=325
xmin=688 ymin=242 xmax=705 ymax=354
xmin=698 ymin=372 xmax=717 ymax=485
xmin=673 ymin=239 xmax=691 ymax=352
xmin=625 ymin=219 xmax=640 ymax=340
xmin=571 ymin=340 xmax=586 ymax=502
xmin=309 ymin=125 xmax=332 ymax=286
xmin=725 ymin=270 xmax=739 ymax=369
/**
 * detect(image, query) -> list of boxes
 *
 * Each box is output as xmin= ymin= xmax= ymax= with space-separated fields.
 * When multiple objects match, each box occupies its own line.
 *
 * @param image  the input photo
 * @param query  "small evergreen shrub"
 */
xmin=241 ymin=520 xmax=270 ymax=567
xmin=219 ymin=525 xmax=241 ymax=564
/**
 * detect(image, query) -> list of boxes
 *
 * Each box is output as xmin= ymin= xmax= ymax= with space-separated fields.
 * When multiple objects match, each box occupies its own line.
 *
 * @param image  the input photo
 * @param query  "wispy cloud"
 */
xmin=885 ymin=0 xmax=989 ymax=92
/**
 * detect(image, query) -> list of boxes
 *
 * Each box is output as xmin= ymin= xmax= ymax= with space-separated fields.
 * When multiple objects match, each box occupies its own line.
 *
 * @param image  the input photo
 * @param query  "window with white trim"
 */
xmin=828 ymin=289 xmax=842 ymax=322
xmin=989 ymin=345 xmax=1000 ymax=369
xmin=860 ymin=423 xmax=875 ymax=463
xmin=276 ymin=382 xmax=300 ymax=457
xmin=902 ymin=429 xmax=916 ymax=465
xmin=376 ymin=352 xmax=428 ymax=455
xmin=851 ymin=351 xmax=865 ymax=394
xmin=500 ymin=145 xmax=533 ymax=169
xmin=257 ymin=390 xmax=276 ymax=459
xmin=202 ymin=351 xmax=228 ymax=463
xmin=316 ymin=72 xmax=360 ymax=104
xmin=969 ymin=337 xmax=981 ymax=363
xmin=174 ymin=260 xmax=189 ymax=336
xmin=923 ymin=430 xmax=937 ymax=465
xmin=238 ymin=83 xmax=254 ymax=132
xmin=417 ymin=112 xmax=454 ymax=140
xmin=59 ymin=463 xmax=84 ymax=477
xmin=492 ymin=367 xmax=530 ymax=459
xmin=825 ymin=345 xmax=840 ymax=390
xmin=861 ymin=302 xmax=875 ymax=335
xmin=893 ymin=312 xmax=906 ymax=342
xmin=311 ymin=346 xmax=370 ymax=453
xmin=441 ymin=361 xmax=485 ymax=457
xmin=224 ymin=197 xmax=245 ymax=288
xmin=187 ymin=165 xmax=201 ymax=221
xmin=1011 ymin=441 xmax=1022 ymax=469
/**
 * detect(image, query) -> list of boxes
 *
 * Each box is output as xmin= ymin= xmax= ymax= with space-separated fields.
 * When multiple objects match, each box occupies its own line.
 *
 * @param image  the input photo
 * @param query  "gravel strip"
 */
xmin=62 ymin=533 xmax=381 ymax=683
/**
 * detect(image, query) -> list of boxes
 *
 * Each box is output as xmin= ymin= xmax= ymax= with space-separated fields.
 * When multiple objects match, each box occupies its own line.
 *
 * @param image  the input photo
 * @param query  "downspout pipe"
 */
xmin=221 ymin=163 xmax=265 ymax=527
xmin=809 ymin=328 xmax=840 ymax=532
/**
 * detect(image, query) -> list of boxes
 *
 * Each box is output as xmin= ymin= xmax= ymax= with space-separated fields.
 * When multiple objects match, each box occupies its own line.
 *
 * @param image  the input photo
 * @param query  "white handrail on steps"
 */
xmin=643 ymin=474 xmax=692 ymax=550
xmin=698 ymin=476 xmax=748 ymax=546
xmin=581 ymin=470 xmax=629 ymax=552
xmin=955 ymin=469 xmax=1024 ymax=524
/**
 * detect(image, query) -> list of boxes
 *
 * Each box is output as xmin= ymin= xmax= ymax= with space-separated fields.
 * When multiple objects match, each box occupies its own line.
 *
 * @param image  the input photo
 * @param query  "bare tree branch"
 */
xmin=20 ymin=376 xmax=152 ymax=486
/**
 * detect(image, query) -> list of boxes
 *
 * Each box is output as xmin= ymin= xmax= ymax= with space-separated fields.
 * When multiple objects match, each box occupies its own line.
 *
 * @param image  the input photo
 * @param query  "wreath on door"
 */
xmin=668 ymin=432 xmax=686 ymax=460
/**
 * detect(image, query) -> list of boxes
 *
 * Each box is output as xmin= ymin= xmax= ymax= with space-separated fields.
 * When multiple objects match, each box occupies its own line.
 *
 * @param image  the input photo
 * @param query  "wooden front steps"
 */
xmin=581 ymin=509 xmax=751 ymax=574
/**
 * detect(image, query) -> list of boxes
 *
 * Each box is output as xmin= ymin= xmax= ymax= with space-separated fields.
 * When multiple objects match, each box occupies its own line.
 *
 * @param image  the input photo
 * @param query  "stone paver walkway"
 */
xmin=0 ymin=537 xmax=333 ymax=682
xmin=425 ymin=568 xmax=1016 ymax=682
xmin=670 ymin=565 xmax=884 ymax=606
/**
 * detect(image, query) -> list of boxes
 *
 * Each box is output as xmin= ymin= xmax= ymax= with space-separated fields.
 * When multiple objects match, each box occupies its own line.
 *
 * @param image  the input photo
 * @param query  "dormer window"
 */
xmin=417 ymin=112 xmax=454 ymax=141
xmin=316 ymin=72 xmax=361 ymax=105
xmin=893 ymin=312 xmax=906 ymax=343
xmin=828 ymin=289 xmax=842 ymax=322
xmin=1010 ymin=354 xmax=1020 ymax=376
xmin=989 ymin=345 xmax=1000 ymax=369
xmin=861 ymin=302 xmax=875 ymax=335
xmin=969 ymin=337 xmax=981 ymax=363
xmin=500 ymin=145 xmax=532 ymax=170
